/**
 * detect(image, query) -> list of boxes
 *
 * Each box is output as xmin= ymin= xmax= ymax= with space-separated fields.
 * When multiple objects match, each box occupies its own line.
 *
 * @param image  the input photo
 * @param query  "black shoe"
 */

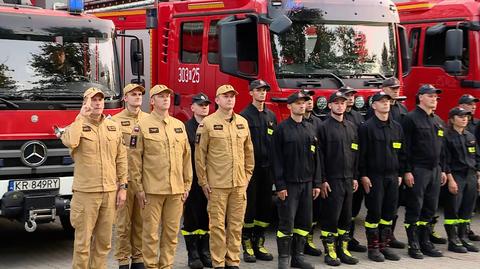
xmin=304 ymin=232 xmax=322 ymax=256
xmin=348 ymin=221 xmax=367 ymax=252
xmin=429 ymin=217 xmax=447 ymax=244
xmin=322 ymin=235 xmax=341 ymax=266
xmin=379 ymin=225 xmax=400 ymax=261
xmin=241 ymin=233 xmax=256 ymax=263
xmin=458 ymin=223 xmax=480 ymax=252
xmin=405 ymin=224 xmax=423 ymax=259
xmin=466 ymin=223 xmax=480 ymax=241
xmin=225 ymin=266 xmax=239 ymax=269
xmin=444 ymin=224 xmax=468 ymax=253
xmin=389 ymin=216 xmax=406 ymax=249
xmin=199 ymin=234 xmax=213 ymax=268
xmin=185 ymin=234 xmax=204 ymax=269
xmin=337 ymin=233 xmax=359 ymax=265
xmin=419 ymin=225 xmax=443 ymax=257
xmin=119 ymin=265 xmax=129 ymax=269
xmin=213 ymin=267 xmax=224 ymax=269
xmin=365 ymin=227 xmax=385 ymax=262
xmin=252 ymin=228 xmax=274 ymax=261
xmin=130 ymin=263 xmax=145 ymax=269
xmin=277 ymin=236 xmax=292 ymax=269
xmin=290 ymin=234 xmax=314 ymax=269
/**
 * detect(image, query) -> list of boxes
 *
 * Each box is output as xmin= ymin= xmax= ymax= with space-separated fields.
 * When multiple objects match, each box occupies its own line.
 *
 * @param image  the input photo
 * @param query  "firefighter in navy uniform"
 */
xmin=182 ymin=93 xmax=213 ymax=269
xmin=358 ymin=92 xmax=404 ymax=262
xmin=240 ymin=79 xmax=277 ymax=263
xmin=301 ymin=89 xmax=323 ymax=256
xmin=273 ymin=91 xmax=321 ymax=269
xmin=338 ymin=86 xmax=367 ymax=253
xmin=319 ymin=91 xmax=360 ymax=266
xmin=443 ymin=107 xmax=480 ymax=253
xmin=402 ymin=84 xmax=448 ymax=259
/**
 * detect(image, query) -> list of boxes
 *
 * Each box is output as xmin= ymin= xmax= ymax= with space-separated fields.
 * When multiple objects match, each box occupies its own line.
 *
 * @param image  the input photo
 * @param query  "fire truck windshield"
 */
xmin=271 ymin=22 xmax=397 ymax=80
xmin=0 ymin=35 xmax=118 ymax=100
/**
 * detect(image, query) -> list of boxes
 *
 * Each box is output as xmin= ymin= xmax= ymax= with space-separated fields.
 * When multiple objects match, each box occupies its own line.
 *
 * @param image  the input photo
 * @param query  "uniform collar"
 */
xmin=415 ymin=106 xmax=435 ymax=118
xmin=123 ymin=108 xmax=142 ymax=118
xmin=214 ymin=109 xmax=237 ymax=122
xmin=151 ymin=110 xmax=171 ymax=124
xmin=372 ymin=114 xmax=391 ymax=128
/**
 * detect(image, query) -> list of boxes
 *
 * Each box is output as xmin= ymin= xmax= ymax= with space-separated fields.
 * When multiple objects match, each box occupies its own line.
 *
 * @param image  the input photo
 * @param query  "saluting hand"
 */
xmin=80 ymin=97 xmax=92 ymax=117
xmin=404 ymin=172 xmax=414 ymax=188
xmin=320 ymin=182 xmax=331 ymax=199
xmin=312 ymin=188 xmax=320 ymax=200
xmin=202 ymin=184 xmax=212 ymax=200
xmin=277 ymin=190 xmax=288 ymax=201
xmin=116 ymin=188 xmax=127 ymax=209
xmin=361 ymin=177 xmax=372 ymax=194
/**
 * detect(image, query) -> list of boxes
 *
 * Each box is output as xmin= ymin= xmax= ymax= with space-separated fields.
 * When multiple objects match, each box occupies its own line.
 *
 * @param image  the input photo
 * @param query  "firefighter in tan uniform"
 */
xmin=61 ymin=87 xmax=128 ymax=269
xmin=195 ymin=85 xmax=255 ymax=269
xmin=113 ymin=84 xmax=149 ymax=269
xmin=130 ymin=84 xmax=193 ymax=269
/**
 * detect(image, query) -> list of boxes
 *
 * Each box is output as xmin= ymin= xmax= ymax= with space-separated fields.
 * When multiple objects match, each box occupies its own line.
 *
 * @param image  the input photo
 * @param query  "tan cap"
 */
xmin=216 ymin=84 xmax=239 ymax=96
xmin=150 ymin=84 xmax=173 ymax=98
xmin=123 ymin=83 xmax=145 ymax=95
xmin=83 ymin=87 xmax=105 ymax=99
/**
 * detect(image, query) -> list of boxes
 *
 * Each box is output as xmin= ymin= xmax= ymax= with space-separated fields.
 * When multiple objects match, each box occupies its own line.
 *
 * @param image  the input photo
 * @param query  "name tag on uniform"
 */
xmin=149 ymin=127 xmax=159 ymax=133
xmin=437 ymin=130 xmax=444 ymax=137
xmin=267 ymin=128 xmax=274 ymax=135
xmin=82 ymin=126 xmax=91 ymax=132
xmin=310 ymin=145 xmax=316 ymax=152
xmin=468 ymin=147 xmax=476 ymax=153
xmin=214 ymin=125 xmax=223 ymax=130
xmin=236 ymin=124 xmax=245 ymax=129
xmin=393 ymin=142 xmax=402 ymax=149
xmin=351 ymin=143 xmax=358 ymax=151
xmin=174 ymin=128 xmax=183 ymax=133
xmin=107 ymin=126 xmax=116 ymax=131
xmin=121 ymin=121 xmax=130 ymax=126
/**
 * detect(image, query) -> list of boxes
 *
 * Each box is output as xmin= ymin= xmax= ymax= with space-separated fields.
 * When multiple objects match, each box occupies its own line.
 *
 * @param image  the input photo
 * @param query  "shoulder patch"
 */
xmin=236 ymin=124 xmax=245 ymax=129
xmin=82 ymin=125 xmax=91 ymax=132
xmin=121 ymin=121 xmax=131 ymax=126
xmin=107 ymin=126 xmax=116 ymax=131
xmin=214 ymin=124 xmax=223 ymax=130
xmin=149 ymin=127 xmax=159 ymax=133
xmin=174 ymin=128 xmax=183 ymax=133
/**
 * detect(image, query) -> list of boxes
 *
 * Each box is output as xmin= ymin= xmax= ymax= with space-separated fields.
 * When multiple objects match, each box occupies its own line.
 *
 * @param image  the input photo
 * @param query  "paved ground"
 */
xmin=1 ymin=207 xmax=480 ymax=269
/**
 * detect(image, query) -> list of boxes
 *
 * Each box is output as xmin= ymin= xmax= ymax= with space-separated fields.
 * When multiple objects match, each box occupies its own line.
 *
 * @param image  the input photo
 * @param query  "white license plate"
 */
xmin=8 ymin=178 xmax=60 ymax=191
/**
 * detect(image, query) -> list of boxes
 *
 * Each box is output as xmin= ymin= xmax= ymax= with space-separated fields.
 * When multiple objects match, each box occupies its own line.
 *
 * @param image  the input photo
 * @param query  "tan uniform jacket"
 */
xmin=61 ymin=115 xmax=128 ymax=192
xmin=129 ymin=111 xmax=192 ymax=195
xmin=195 ymin=110 xmax=255 ymax=188
xmin=112 ymin=109 xmax=148 ymax=186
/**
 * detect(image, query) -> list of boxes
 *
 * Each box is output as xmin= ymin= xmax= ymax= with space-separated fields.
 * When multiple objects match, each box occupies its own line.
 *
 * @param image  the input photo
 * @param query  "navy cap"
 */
xmin=382 ymin=77 xmax=401 ymax=88
xmin=287 ymin=91 xmax=312 ymax=104
xmin=192 ymin=93 xmax=211 ymax=105
xmin=448 ymin=107 xmax=472 ymax=118
xmin=458 ymin=94 xmax=479 ymax=104
xmin=249 ymin=79 xmax=271 ymax=91
xmin=329 ymin=91 xmax=348 ymax=103
xmin=339 ymin=86 xmax=358 ymax=95
xmin=417 ymin=84 xmax=442 ymax=95
xmin=371 ymin=91 xmax=393 ymax=103
xmin=300 ymin=88 xmax=315 ymax=97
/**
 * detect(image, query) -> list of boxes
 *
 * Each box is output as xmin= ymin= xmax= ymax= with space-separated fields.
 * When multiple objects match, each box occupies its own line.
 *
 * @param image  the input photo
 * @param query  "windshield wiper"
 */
xmin=277 ymin=72 xmax=346 ymax=87
xmin=0 ymin=97 xmax=19 ymax=109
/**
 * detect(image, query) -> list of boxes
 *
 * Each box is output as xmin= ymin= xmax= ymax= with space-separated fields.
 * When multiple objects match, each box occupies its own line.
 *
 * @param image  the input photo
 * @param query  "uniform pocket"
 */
xmin=80 ymin=131 xmax=98 ymax=155
xmin=143 ymin=133 xmax=168 ymax=157
xmin=69 ymin=196 xmax=84 ymax=229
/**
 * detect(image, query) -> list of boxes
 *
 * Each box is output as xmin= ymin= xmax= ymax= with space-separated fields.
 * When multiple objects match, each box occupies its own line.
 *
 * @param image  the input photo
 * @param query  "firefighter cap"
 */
xmin=150 ymin=84 xmax=173 ymax=98
xmin=370 ymin=91 xmax=393 ymax=103
xmin=287 ymin=91 xmax=312 ymax=104
xmin=83 ymin=87 xmax=104 ymax=99
xmin=192 ymin=93 xmax=211 ymax=105
xmin=249 ymin=79 xmax=271 ymax=91
xmin=448 ymin=107 xmax=472 ymax=118
xmin=382 ymin=77 xmax=401 ymax=88
xmin=339 ymin=86 xmax=358 ymax=95
xmin=123 ymin=83 xmax=145 ymax=95
xmin=216 ymin=84 xmax=239 ymax=96
xmin=328 ymin=91 xmax=348 ymax=103
xmin=458 ymin=94 xmax=479 ymax=105
xmin=417 ymin=84 xmax=442 ymax=95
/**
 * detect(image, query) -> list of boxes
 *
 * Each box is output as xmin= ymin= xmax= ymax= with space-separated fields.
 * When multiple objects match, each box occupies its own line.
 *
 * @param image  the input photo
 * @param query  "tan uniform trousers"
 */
xmin=208 ymin=186 xmax=247 ymax=267
xmin=115 ymin=183 xmax=143 ymax=265
xmin=71 ymin=191 xmax=116 ymax=269
xmin=142 ymin=194 xmax=183 ymax=269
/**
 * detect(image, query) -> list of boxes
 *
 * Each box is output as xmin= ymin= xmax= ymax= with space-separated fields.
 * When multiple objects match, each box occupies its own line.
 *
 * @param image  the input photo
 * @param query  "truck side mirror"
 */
xmin=218 ymin=15 xmax=258 ymax=79
xmin=398 ymin=25 xmax=411 ymax=75
xmin=444 ymin=29 xmax=463 ymax=74
xmin=426 ymin=23 xmax=446 ymax=36
xmin=130 ymin=39 xmax=144 ymax=76
xmin=270 ymin=15 xmax=292 ymax=34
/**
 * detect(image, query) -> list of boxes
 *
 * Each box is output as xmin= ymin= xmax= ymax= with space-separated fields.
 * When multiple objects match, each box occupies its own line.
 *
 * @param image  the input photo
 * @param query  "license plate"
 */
xmin=8 ymin=178 xmax=60 ymax=191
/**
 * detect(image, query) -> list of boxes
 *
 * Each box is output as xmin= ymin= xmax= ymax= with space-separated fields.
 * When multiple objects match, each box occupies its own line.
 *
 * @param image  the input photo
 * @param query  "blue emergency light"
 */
xmin=68 ymin=0 xmax=84 ymax=14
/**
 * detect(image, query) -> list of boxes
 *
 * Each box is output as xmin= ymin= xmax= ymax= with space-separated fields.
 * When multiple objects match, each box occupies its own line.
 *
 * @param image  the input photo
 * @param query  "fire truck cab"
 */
xmin=94 ymin=0 xmax=409 ymax=121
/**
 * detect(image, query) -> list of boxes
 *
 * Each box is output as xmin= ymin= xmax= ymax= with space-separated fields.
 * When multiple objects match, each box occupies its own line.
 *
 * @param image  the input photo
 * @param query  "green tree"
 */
xmin=0 ymin=63 xmax=16 ymax=89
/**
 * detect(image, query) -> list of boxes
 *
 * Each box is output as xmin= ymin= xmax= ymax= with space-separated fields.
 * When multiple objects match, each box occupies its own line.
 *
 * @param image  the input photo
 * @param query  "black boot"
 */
xmin=379 ymin=225 xmax=401 ymax=261
xmin=466 ymin=222 xmax=480 ymax=241
xmin=405 ymin=224 xmax=423 ymax=259
xmin=130 ymin=263 xmax=145 ymax=269
xmin=119 ymin=265 xmax=129 ymax=269
xmin=185 ymin=235 xmax=204 ymax=269
xmin=291 ymin=234 xmax=314 ymax=269
xmin=277 ymin=236 xmax=292 ymax=269
xmin=241 ymin=230 xmax=256 ymax=263
xmin=337 ymin=233 xmax=359 ymax=265
xmin=458 ymin=222 xmax=480 ymax=252
xmin=429 ymin=216 xmax=447 ymax=244
xmin=252 ymin=227 xmax=273 ymax=261
xmin=365 ymin=227 xmax=384 ymax=262
xmin=418 ymin=225 xmax=443 ymax=257
xmin=348 ymin=221 xmax=367 ymax=252
xmin=322 ymin=235 xmax=341 ymax=266
xmin=199 ymin=234 xmax=213 ymax=268
xmin=444 ymin=224 xmax=468 ymax=253
xmin=304 ymin=225 xmax=322 ymax=256
xmin=389 ymin=215 xmax=406 ymax=249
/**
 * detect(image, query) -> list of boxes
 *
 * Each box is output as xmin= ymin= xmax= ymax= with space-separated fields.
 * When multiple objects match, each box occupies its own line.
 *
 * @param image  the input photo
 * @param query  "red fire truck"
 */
xmin=0 ymin=0 xmax=124 ymax=232
xmin=396 ymin=0 xmax=480 ymax=119
xmin=92 ymin=0 xmax=410 ymax=121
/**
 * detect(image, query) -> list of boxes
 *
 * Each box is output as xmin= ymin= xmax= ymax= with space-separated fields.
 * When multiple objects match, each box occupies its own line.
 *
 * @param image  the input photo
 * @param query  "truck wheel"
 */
xmin=60 ymin=214 xmax=74 ymax=237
